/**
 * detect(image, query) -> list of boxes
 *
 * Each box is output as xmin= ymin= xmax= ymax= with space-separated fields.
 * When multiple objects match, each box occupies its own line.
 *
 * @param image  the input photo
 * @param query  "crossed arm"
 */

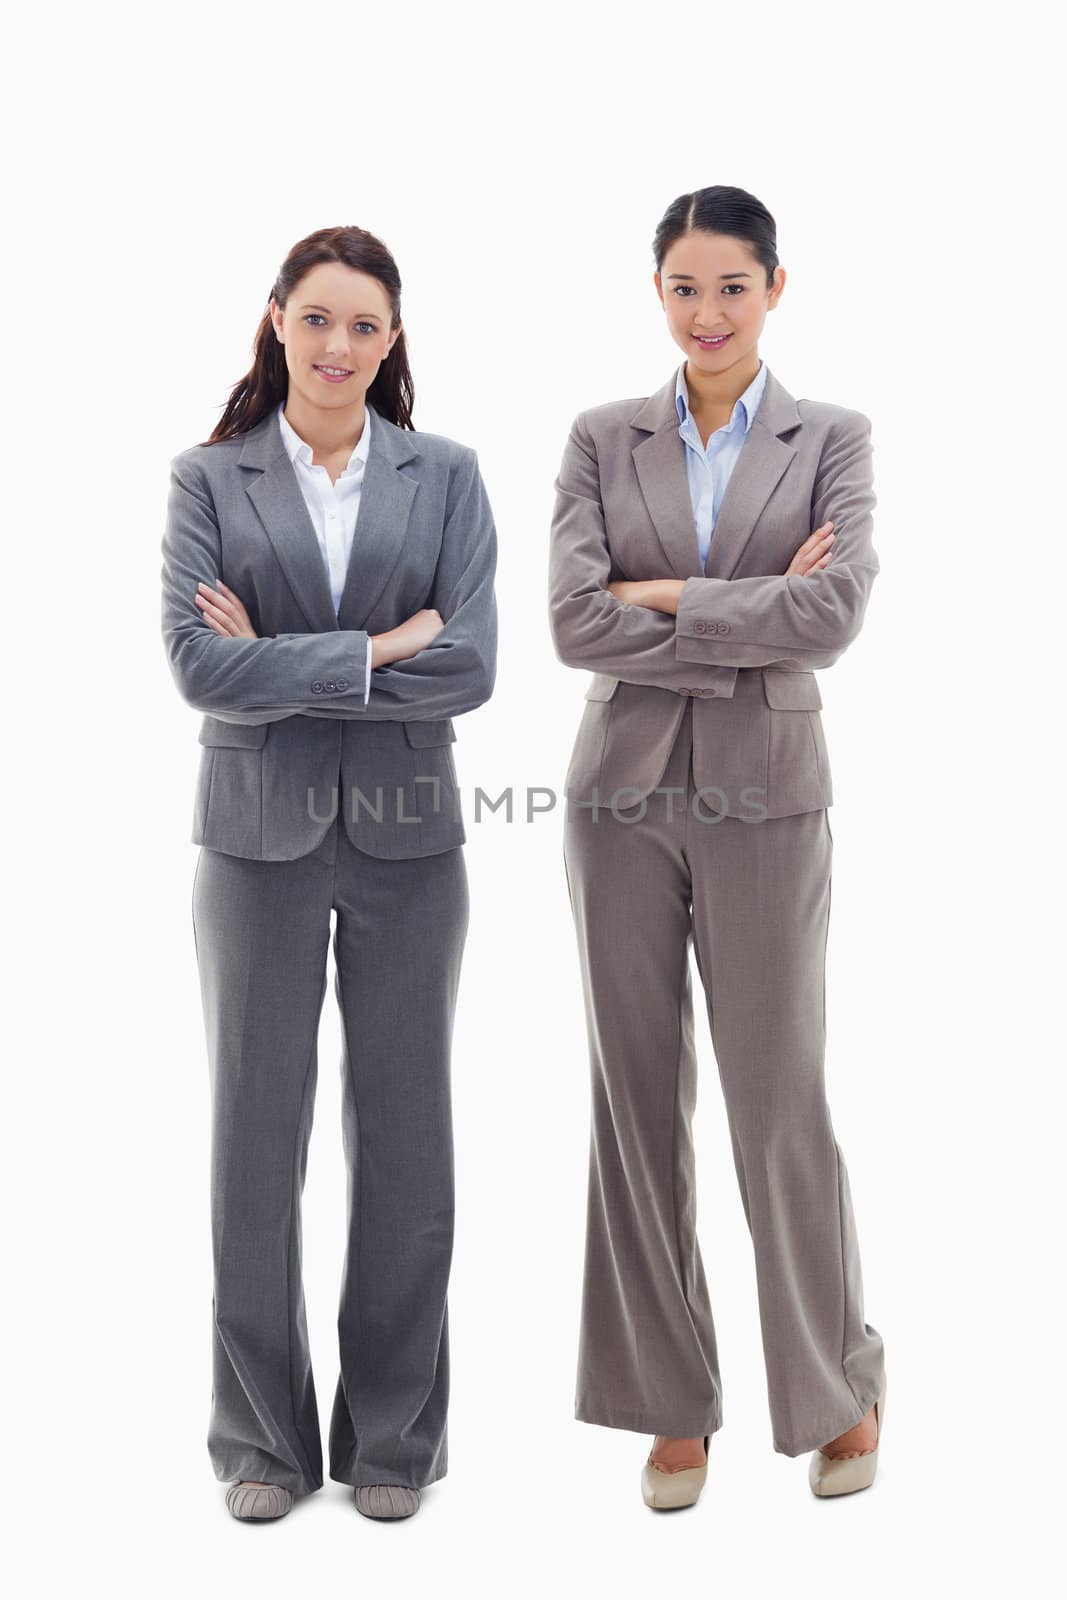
xmin=161 ymin=447 xmax=498 ymax=724
xmin=548 ymin=410 xmax=879 ymax=684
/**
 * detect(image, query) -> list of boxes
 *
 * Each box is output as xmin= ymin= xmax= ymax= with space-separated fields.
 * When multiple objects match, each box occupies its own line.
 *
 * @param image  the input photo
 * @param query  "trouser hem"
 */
xmin=771 ymin=1384 xmax=884 ymax=1458
xmin=215 ymin=1468 xmax=323 ymax=1498
xmin=576 ymin=1397 xmax=722 ymax=1437
xmin=328 ymin=1465 xmax=448 ymax=1492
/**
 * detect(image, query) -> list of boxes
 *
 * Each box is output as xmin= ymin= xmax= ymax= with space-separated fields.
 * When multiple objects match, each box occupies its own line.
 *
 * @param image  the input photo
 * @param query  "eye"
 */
xmin=672 ymin=284 xmax=746 ymax=298
xmin=303 ymin=314 xmax=379 ymax=335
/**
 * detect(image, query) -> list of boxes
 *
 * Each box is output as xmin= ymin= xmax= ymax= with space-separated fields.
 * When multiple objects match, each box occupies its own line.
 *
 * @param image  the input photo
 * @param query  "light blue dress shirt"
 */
xmin=277 ymin=400 xmax=373 ymax=702
xmin=674 ymin=358 xmax=769 ymax=568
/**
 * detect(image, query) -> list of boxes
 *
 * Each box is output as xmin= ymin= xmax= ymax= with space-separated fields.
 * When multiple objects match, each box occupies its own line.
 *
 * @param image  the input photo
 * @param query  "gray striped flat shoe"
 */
xmin=353 ymin=1484 xmax=421 ymax=1520
xmin=225 ymin=1481 xmax=294 ymax=1521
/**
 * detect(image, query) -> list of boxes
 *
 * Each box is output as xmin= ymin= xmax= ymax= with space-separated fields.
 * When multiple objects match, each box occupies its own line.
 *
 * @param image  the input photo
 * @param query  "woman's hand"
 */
xmin=195 ymin=581 xmax=258 ymax=639
xmin=607 ymin=579 xmax=685 ymax=614
xmin=371 ymin=608 xmax=444 ymax=667
xmin=785 ymin=521 xmax=835 ymax=577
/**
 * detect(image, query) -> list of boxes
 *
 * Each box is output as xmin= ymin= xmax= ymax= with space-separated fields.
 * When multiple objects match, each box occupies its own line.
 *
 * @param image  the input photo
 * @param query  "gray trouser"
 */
xmin=562 ymin=703 xmax=885 ymax=1455
xmin=191 ymin=812 xmax=469 ymax=1496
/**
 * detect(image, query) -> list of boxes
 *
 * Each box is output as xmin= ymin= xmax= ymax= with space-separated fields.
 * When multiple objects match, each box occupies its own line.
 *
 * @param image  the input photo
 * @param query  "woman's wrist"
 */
xmin=630 ymin=579 xmax=684 ymax=614
xmin=650 ymin=579 xmax=684 ymax=615
xmin=608 ymin=578 xmax=684 ymax=613
xmin=371 ymin=631 xmax=399 ymax=668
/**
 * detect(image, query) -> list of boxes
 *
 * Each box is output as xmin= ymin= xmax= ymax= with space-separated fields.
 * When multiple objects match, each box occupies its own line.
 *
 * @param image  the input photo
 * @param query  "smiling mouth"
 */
xmin=314 ymin=364 xmax=353 ymax=376
xmin=693 ymin=333 xmax=732 ymax=345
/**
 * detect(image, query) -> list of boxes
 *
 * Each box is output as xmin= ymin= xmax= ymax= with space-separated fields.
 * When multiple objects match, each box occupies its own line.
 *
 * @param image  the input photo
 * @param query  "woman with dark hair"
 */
xmin=550 ymin=185 xmax=887 ymax=1507
xmin=161 ymin=226 xmax=497 ymax=1523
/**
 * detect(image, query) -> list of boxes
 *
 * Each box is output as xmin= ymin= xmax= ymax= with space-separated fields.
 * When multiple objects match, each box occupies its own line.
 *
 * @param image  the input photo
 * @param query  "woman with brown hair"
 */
xmin=161 ymin=226 xmax=497 ymax=1522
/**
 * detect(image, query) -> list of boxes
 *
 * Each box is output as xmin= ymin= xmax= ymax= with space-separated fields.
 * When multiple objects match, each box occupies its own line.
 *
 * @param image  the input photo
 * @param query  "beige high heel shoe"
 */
xmin=808 ymin=1380 xmax=887 ymax=1497
xmin=641 ymin=1436 xmax=710 ymax=1510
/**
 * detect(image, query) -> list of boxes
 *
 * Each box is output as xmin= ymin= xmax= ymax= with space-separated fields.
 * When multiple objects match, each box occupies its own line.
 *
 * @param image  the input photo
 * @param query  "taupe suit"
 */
xmin=550 ymin=365 xmax=886 ymax=1455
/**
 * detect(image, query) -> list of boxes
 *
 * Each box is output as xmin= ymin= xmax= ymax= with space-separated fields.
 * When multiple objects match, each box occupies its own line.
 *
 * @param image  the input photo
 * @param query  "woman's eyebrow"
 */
xmin=297 ymin=303 xmax=382 ymax=317
xmin=666 ymin=272 xmax=753 ymax=281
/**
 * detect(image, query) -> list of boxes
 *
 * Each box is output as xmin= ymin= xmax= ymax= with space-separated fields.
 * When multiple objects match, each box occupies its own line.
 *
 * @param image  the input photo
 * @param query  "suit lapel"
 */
xmin=631 ymin=401 xmax=703 ymax=578
xmin=239 ymin=404 xmax=420 ymax=633
xmin=630 ymin=364 xmax=802 ymax=580
xmin=335 ymin=414 xmax=419 ymax=629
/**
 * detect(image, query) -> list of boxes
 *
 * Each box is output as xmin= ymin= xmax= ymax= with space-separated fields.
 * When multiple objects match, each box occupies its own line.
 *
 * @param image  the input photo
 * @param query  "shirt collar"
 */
xmin=276 ymin=399 xmax=373 ymax=473
xmin=675 ymin=358 xmax=768 ymax=437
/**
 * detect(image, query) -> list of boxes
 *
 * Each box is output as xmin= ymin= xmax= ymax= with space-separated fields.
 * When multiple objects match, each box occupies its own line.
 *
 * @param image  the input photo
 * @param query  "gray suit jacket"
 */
xmin=548 ymin=365 xmax=879 ymax=818
xmin=161 ymin=405 xmax=497 ymax=860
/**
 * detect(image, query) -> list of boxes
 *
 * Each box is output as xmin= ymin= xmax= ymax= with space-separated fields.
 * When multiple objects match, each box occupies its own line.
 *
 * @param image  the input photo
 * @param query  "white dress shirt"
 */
xmin=674 ymin=359 xmax=769 ymax=568
xmin=276 ymin=400 xmax=374 ymax=703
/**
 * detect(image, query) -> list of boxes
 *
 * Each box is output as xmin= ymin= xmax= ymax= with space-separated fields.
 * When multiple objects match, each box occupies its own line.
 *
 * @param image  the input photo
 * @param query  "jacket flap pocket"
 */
xmin=761 ymin=670 xmax=823 ymax=710
xmin=198 ymin=716 xmax=270 ymax=748
xmin=584 ymin=675 xmax=620 ymax=702
xmin=402 ymin=719 xmax=457 ymax=748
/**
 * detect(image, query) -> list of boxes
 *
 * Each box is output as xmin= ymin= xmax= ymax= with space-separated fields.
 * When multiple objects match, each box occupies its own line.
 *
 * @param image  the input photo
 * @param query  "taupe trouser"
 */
xmin=562 ymin=702 xmax=885 ymax=1455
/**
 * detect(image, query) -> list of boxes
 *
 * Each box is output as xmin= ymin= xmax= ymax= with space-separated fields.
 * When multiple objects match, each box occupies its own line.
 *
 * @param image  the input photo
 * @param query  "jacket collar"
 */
xmin=629 ymin=363 xmax=802 ymax=580
xmin=236 ymin=403 xmax=420 ymax=633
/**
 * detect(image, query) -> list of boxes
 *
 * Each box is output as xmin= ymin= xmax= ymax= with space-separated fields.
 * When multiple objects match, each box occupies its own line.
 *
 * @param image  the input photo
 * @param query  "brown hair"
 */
xmin=203 ymin=225 xmax=415 ymax=445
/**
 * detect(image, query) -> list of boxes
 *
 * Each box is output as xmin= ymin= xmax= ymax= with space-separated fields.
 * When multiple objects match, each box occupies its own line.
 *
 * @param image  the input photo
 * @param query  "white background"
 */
xmin=6 ymin=1 xmax=1062 ymax=1596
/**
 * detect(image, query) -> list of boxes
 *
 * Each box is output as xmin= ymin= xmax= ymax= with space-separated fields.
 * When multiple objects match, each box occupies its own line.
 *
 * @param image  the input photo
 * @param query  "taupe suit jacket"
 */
xmin=548 ymin=365 xmax=879 ymax=819
xmin=161 ymin=405 xmax=497 ymax=860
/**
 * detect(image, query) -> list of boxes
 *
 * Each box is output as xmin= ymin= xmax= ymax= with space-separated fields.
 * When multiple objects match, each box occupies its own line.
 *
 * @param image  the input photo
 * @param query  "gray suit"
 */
xmin=162 ymin=406 xmax=496 ymax=859
xmin=161 ymin=404 xmax=496 ymax=1496
xmin=550 ymin=366 xmax=886 ymax=1455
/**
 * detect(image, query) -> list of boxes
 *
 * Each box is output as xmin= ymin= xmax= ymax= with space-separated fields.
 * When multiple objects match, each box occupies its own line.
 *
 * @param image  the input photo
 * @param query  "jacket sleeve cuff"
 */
xmin=674 ymin=576 xmax=744 ymax=661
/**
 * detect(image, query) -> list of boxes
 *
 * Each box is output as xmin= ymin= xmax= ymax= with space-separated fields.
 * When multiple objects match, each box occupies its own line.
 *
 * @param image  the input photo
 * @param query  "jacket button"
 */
xmin=695 ymin=621 xmax=707 ymax=634
xmin=311 ymin=681 xmax=324 ymax=693
xmin=324 ymin=680 xmax=337 ymax=692
xmin=337 ymin=679 xmax=349 ymax=691
xmin=706 ymin=687 xmax=717 ymax=696
xmin=718 ymin=622 xmax=731 ymax=635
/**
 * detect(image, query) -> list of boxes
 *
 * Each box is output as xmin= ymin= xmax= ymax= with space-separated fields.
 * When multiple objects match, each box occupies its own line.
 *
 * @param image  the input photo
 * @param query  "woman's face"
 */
xmin=655 ymin=231 xmax=784 ymax=375
xmin=270 ymin=261 xmax=399 ymax=409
